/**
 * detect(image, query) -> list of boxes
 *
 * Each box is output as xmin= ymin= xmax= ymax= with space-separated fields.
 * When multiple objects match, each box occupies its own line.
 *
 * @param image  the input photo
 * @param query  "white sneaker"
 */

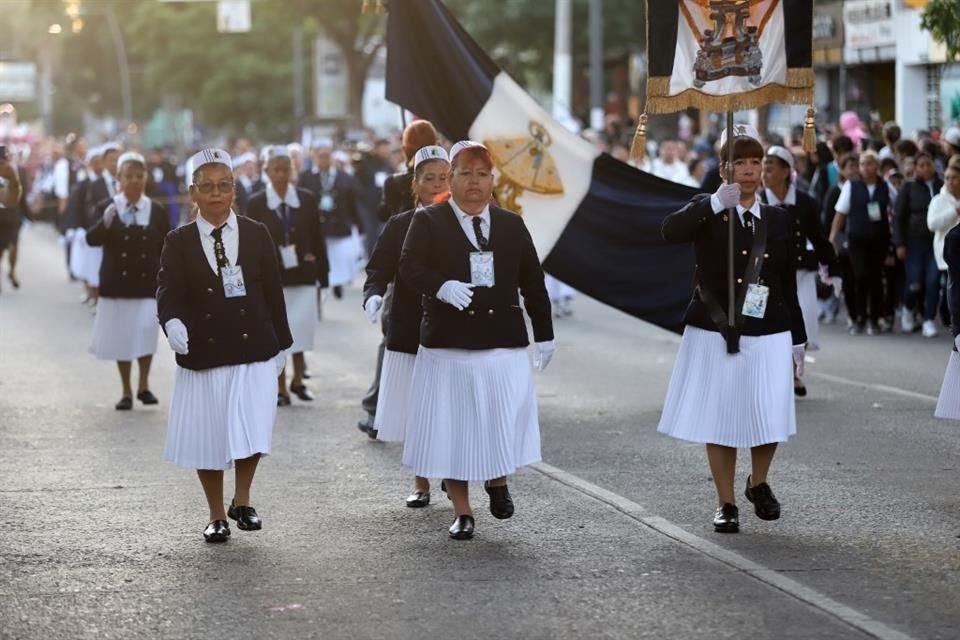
xmin=922 ymin=320 xmax=939 ymax=338
xmin=900 ymin=308 xmax=916 ymax=333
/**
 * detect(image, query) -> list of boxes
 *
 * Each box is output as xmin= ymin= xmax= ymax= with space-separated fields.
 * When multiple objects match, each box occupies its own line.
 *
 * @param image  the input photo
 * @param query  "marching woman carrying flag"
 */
xmin=399 ymin=141 xmax=554 ymax=540
xmin=86 ymin=152 xmax=169 ymax=410
xmin=658 ymin=126 xmax=807 ymax=534
xmin=363 ymin=144 xmax=450 ymax=508
xmin=935 ymin=223 xmax=960 ymax=420
xmin=159 ymin=149 xmax=292 ymax=543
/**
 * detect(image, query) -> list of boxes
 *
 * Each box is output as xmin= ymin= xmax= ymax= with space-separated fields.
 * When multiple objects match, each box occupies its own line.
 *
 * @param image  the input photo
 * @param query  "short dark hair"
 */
xmin=832 ymin=135 xmax=854 ymax=155
xmin=882 ymin=122 xmax=901 ymax=144
xmin=880 ymin=157 xmax=899 ymax=172
xmin=719 ymin=137 xmax=764 ymax=162
xmin=841 ymin=154 xmax=859 ymax=169
xmin=915 ymin=151 xmax=935 ymax=164
xmin=895 ymin=139 xmax=919 ymax=157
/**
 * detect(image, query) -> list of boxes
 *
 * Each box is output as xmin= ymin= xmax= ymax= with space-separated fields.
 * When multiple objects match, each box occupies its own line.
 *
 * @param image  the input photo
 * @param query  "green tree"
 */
xmin=921 ymin=0 xmax=960 ymax=60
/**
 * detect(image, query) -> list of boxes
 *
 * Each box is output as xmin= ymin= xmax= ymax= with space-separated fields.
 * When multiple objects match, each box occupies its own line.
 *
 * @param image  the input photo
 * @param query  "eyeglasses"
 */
xmin=194 ymin=181 xmax=235 ymax=195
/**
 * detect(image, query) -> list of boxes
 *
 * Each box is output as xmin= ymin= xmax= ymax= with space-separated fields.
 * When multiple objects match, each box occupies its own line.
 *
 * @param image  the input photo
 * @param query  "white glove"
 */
xmin=713 ymin=183 xmax=742 ymax=211
xmin=793 ymin=345 xmax=806 ymax=378
xmin=364 ymin=295 xmax=383 ymax=323
xmin=436 ymin=280 xmax=475 ymax=311
xmin=164 ymin=319 xmax=189 ymax=355
xmin=274 ymin=350 xmax=287 ymax=377
xmin=831 ymin=277 xmax=843 ymax=298
xmin=534 ymin=340 xmax=556 ymax=372
xmin=954 ymin=335 xmax=960 ymax=352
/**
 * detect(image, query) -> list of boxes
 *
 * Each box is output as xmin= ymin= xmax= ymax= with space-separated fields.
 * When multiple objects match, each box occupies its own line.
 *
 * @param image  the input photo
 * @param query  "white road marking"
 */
xmin=532 ymin=462 xmax=918 ymax=640
xmin=808 ymin=371 xmax=939 ymax=403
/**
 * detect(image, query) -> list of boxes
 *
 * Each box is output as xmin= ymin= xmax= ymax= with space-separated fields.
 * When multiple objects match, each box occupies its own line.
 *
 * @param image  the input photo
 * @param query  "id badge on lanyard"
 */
xmin=221 ymin=265 xmax=247 ymax=298
xmin=320 ymin=194 xmax=334 ymax=212
xmin=470 ymin=251 xmax=495 ymax=287
xmin=742 ymin=283 xmax=769 ymax=319
xmin=279 ymin=245 xmax=299 ymax=270
xmin=867 ymin=201 xmax=882 ymax=222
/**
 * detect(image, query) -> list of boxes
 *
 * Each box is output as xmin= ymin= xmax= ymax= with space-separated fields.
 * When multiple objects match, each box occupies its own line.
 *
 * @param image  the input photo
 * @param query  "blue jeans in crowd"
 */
xmin=904 ymin=237 xmax=940 ymax=321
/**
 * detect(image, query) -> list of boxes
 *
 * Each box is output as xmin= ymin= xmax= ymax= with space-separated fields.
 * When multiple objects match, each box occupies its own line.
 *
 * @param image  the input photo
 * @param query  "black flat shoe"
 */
xmin=713 ymin=503 xmax=739 ymax=533
xmin=227 ymin=502 xmax=262 ymax=531
xmin=290 ymin=384 xmax=314 ymax=402
xmin=8 ymin=274 xmax=19 ymax=289
xmin=405 ymin=490 xmax=431 ymax=508
xmin=793 ymin=378 xmax=807 ymax=397
xmin=137 ymin=390 xmax=159 ymax=405
xmin=277 ymin=393 xmax=291 ymax=407
xmin=333 ymin=285 xmax=343 ymax=299
xmin=115 ymin=397 xmax=133 ymax=411
xmin=357 ymin=415 xmax=378 ymax=439
xmin=448 ymin=515 xmax=475 ymax=540
xmin=203 ymin=519 xmax=231 ymax=543
xmin=484 ymin=482 xmax=515 ymax=520
xmin=745 ymin=475 xmax=781 ymax=520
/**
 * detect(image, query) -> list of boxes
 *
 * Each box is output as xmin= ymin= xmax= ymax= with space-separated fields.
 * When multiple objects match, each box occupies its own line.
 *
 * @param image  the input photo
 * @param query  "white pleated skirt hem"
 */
xmin=164 ymin=360 xmax=277 ymax=470
xmin=374 ymin=350 xmax=417 ymax=442
xmin=935 ymin=351 xmax=960 ymax=420
xmin=658 ymin=326 xmax=796 ymax=448
xmin=284 ymin=285 xmax=317 ymax=353
xmin=401 ymin=347 xmax=541 ymax=481
xmin=89 ymin=298 xmax=159 ymax=361
xmin=797 ymin=270 xmax=820 ymax=350
xmin=325 ymin=229 xmax=364 ymax=287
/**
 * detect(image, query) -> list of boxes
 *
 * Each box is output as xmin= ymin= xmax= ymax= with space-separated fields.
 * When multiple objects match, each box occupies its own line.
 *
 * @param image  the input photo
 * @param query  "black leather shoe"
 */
xmin=405 ymin=490 xmax=431 ymax=508
xmin=115 ymin=397 xmax=133 ymax=411
xmin=793 ymin=378 xmax=807 ymax=398
xmin=357 ymin=415 xmax=378 ymax=439
xmin=277 ymin=393 xmax=292 ymax=407
xmin=333 ymin=285 xmax=344 ymax=299
xmin=137 ymin=390 xmax=159 ymax=405
xmin=484 ymin=482 xmax=515 ymax=520
xmin=203 ymin=519 xmax=231 ymax=543
xmin=448 ymin=515 xmax=475 ymax=540
xmin=713 ymin=503 xmax=740 ymax=533
xmin=227 ymin=502 xmax=262 ymax=531
xmin=290 ymin=384 xmax=314 ymax=401
xmin=745 ymin=476 xmax=781 ymax=520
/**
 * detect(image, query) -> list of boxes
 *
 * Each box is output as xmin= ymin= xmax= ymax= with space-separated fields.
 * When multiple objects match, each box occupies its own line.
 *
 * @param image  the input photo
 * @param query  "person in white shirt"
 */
xmin=928 ymin=163 xmax=960 ymax=325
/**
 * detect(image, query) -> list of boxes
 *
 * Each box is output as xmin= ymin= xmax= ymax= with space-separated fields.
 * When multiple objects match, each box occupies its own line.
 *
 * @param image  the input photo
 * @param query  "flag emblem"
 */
xmin=485 ymin=121 xmax=564 ymax=214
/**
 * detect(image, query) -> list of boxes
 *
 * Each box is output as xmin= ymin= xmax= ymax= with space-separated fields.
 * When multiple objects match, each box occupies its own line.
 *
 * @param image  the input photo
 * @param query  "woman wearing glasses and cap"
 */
xmin=363 ymin=144 xmax=450 ymax=508
xmin=760 ymin=145 xmax=839 ymax=396
xmin=158 ymin=149 xmax=292 ymax=543
xmin=399 ymin=141 xmax=555 ymax=540
xmin=86 ymin=152 xmax=170 ymax=410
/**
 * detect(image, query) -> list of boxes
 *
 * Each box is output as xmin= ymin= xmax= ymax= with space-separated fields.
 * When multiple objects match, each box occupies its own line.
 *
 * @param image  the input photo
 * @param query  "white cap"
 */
xmin=116 ymin=151 xmax=146 ymax=171
xmin=188 ymin=148 xmax=232 ymax=176
xmin=332 ymin=149 xmax=350 ymax=164
xmin=765 ymin=145 xmax=794 ymax=170
xmin=262 ymin=145 xmax=290 ymax=163
xmin=287 ymin=142 xmax=304 ymax=155
xmin=945 ymin=127 xmax=960 ymax=148
xmin=84 ymin=146 xmax=102 ymax=163
xmin=311 ymin=137 xmax=333 ymax=151
xmin=231 ymin=151 xmax=256 ymax=169
xmin=100 ymin=142 xmax=122 ymax=156
xmin=413 ymin=145 xmax=449 ymax=170
xmin=449 ymin=140 xmax=487 ymax=164
xmin=719 ymin=123 xmax=761 ymax=149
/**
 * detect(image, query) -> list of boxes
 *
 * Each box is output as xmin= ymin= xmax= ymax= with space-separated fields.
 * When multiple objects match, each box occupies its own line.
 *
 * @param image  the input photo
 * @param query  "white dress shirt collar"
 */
xmin=449 ymin=197 xmax=492 ymax=249
xmin=764 ymin=184 xmax=796 ymax=207
xmin=195 ymin=211 xmax=239 ymax=274
xmin=736 ymin=197 xmax=762 ymax=227
xmin=112 ymin=193 xmax=151 ymax=226
xmin=266 ymin=181 xmax=301 ymax=210
xmin=196 ymin=210 xmax=238 ymax=236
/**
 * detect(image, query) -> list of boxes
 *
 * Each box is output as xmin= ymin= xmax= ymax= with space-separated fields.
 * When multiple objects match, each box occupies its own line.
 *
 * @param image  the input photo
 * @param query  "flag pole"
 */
xmin=725 ymin=111 xmax=737 ymax=354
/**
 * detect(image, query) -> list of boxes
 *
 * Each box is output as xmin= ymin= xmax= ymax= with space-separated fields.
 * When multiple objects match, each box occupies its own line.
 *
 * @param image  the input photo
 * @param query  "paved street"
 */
xmin=2 ymin=223 xmax=959 ymax=640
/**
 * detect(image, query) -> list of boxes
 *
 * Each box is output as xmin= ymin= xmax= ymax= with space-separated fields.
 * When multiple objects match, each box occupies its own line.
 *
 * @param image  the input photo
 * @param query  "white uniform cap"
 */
xmin=945 ymin=127 xmax=960 ymax=148
xmin=718 ymin=123 xmax=761 ymax=149
xmin=413 ymin=145 xmax=449 ymax=170
xmin=100 ymin=142 xmax=122 ymax=155
xmin=231 ymin=151 xmax=257 ymax=169
xmin=287 ymin=142 xmax=304 ymax=155
xmin=116 ymin=151 xmax=146 ymax=168
xmin=188 ymin=148 xmax=232 ymax=176
xmin=332 ymin=149 xmax=350 ymax=164
xmin=449 ymin=140 xmax=487 ymax=165
xmin=765 ymin=145 xmax=794 ymax=170
xmin=85 ymin=146 xmax=102 ymax=163
xmin=263 ymin=145 xmax=290 ymax=163
xmin=311 ymin=137 xmax=333 ymax=151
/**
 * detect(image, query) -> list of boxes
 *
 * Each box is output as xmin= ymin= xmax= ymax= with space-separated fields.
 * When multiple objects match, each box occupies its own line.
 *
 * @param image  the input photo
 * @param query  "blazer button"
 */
xmin=207 ymin=287 xmax=214 ymax=294
xmin=796 ymin=231 xmax=801 ymax=236
xmin=290 ymin=226 xmax=296 ymax=233
xmin=763 ymin=253 xmax=769 ymax=258
xmin=141 ymin=273 xmax=146 ymax=278
xmin=205 ymin=313 xmax=212 ymax=320
xmin=121 ymin=252 xmax=127 ymax=258
xmin=124 ymin=235 xmax=130 ymax=241
xmin=736 ymin=278 xmax=743 ymax=284
xmin=797 ymin=256 xmax=802 ymax=261
xmin=208 ymin=337 xmax=215 ymax=344
xmin=488 ymin=309 xmax=494 ymax=316
xmin=468 ymin=310 xmax=475 ymax=316
xmin=239 ymin=309 xmax=246 ymax=316
xmin=741 ymin=250 xmax=748 ymax=256
xmin=121 ymin=270 xmax=127 ymax=276
xmin=140 ymin=253 xmax=147 ymax=259
xmin=242 ymin=333 xmax=249 ymax=340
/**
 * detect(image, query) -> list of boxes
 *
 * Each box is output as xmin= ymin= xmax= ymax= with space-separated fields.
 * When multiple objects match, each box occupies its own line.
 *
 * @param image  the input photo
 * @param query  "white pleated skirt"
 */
xmin=70 ymin=230 xmax=103 ymax=286
xmin=164 ymin=359 xmax=277 ymax=470
xmin=935 ymin=351 xmax=960 ymax=420
xmin=374 ymin=350 xmax=417 ymax=442
xmin=402 ymin=346 xmax=541 ymax=481
xmin=658 ymin=326 xmax=796 ymax=448
xmin=284 ymin=285 xmax=317 ymax=353
xmin=797 ymin=270 xmax=820 ymax=351
xmin=325 ymin=228 xmax=364 ymax=287
xmin=89 ymin=297 xmax=159 ymax=361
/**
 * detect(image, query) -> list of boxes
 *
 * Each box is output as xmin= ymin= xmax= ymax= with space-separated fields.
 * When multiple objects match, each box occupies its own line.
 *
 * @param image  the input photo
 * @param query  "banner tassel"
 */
xmin=629 ymin=113 xmax=648 ymax=164
xmin=802 ymin=107 xmax=817 ymax=155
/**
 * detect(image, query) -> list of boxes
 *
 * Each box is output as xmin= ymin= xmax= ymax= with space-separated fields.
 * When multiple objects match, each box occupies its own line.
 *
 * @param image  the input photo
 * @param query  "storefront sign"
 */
xmin=814 ymin=2 xmax=844 ymax=50
xmin=843 ymin=0 xmax=894 ymax=49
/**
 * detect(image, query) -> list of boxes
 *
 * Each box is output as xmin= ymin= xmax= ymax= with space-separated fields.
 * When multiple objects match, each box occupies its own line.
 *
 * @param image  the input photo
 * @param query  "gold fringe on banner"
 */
xmin=629 ymin=114 xmax=648 ymax=164
xmin=646 ymin=75 xmax=814 ymax=115
xmin=785 ymin=68 xmax=815 ymax=88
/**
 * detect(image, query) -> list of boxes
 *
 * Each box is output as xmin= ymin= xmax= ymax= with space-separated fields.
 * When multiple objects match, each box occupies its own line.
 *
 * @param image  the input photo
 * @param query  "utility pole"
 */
xmin=552 ymin=0 xmax=572 ymax=124
xmin=104 ymin=3 xmax=133 ymax=127
xmin=293 ymin=26 xmax=305 ymax=137
xmin=589 ymin=0 xmax=604 ymax=131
